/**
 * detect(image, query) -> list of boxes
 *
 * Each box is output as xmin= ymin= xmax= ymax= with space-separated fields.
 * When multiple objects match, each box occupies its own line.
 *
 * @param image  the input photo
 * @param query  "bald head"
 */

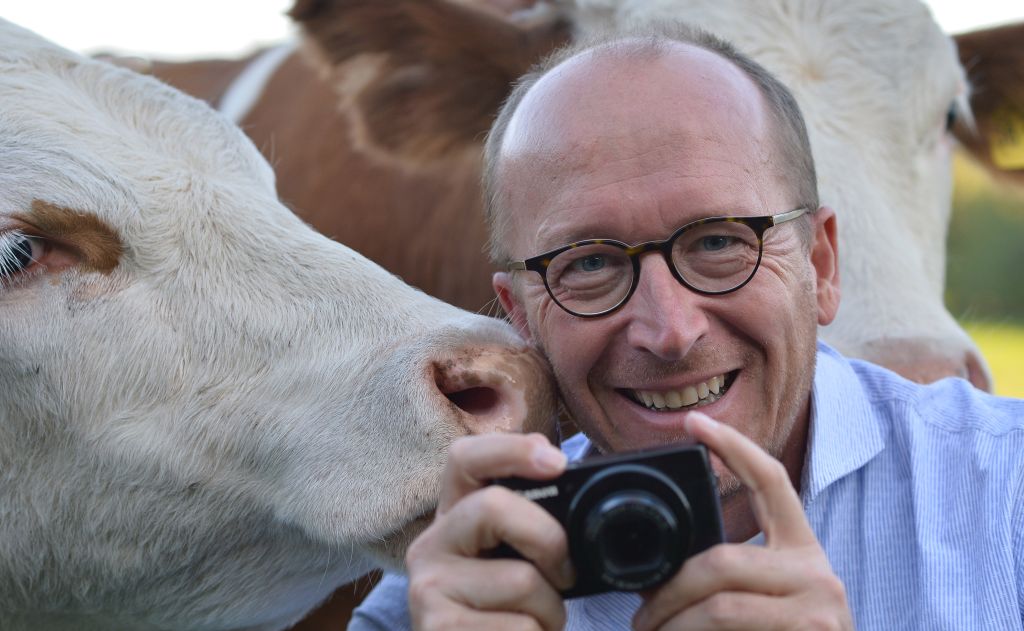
xmin=483 ymin=26 xmax=818 ymax=263
xmin=502 ymin=41 xmax=768 ymax=172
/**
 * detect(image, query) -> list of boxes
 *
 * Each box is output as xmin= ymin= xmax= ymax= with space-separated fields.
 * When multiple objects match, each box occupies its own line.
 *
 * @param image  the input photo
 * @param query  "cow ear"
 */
xmin=953 ymin=22 xmax=1024 ymax=189
xmin=288 ymin=0 xmax=570 ymax=163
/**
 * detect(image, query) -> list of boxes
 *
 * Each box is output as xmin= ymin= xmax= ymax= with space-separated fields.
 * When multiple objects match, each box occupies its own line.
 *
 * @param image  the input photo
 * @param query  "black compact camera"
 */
xmin=492 ymin=442 xmax=724 ymax=599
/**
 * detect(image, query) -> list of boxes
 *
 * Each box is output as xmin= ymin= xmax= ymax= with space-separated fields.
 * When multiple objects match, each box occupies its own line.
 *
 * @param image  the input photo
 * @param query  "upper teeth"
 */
xmin=633 ymin=375 xmax=725 ymax=410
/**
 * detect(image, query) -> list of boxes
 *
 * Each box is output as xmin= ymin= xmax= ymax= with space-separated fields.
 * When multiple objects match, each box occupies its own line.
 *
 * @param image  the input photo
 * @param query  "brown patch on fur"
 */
xmin=954 ymin=21 xmax=1024 ymax=187
xmin=289 ymin=0 xmax=570 ymax=162
xmin=16 ymin=200 xmax=123 ymax=274
xmin=236 ymin=49 xmax=497 ymax=311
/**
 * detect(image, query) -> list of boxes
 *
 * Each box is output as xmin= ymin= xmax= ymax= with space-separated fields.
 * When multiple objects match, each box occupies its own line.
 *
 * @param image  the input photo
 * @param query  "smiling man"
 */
xmin=350 ymin=25 xmax=1024 ymax=631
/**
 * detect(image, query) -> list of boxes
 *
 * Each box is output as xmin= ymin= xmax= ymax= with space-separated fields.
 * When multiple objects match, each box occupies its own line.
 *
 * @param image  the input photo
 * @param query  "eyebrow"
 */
xmin=535 ymin=220 xmax=634 ymax=251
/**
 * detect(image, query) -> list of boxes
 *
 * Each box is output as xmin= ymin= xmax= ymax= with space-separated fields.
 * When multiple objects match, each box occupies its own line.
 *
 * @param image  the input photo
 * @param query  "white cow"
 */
xmin=565 ymin=0 xmax=994 ymax=387
xmin=0 ymin=18 xmax=557 ymax=631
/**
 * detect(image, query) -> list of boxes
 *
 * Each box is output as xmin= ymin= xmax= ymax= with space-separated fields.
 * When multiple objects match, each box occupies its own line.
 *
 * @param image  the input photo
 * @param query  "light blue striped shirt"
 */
xmin=350 ymin=342 xmax=1024 ymax=630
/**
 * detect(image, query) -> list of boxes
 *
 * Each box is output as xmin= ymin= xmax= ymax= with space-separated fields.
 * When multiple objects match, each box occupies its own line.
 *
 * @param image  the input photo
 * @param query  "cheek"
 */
xmin=532 ymin=304 xmax=600 ymax=385
xmin=735 ymin=259 xmax=819 ymax=341
xmin=534 ymin=304 xmax=577 ymax=360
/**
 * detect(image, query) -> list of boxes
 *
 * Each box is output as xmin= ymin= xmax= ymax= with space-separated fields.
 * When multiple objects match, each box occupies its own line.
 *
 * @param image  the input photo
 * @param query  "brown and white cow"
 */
xmin=0 ymin=17 xmax=558 ymax=631
xmin=131 ymin=0 xmax=1024 ymax=399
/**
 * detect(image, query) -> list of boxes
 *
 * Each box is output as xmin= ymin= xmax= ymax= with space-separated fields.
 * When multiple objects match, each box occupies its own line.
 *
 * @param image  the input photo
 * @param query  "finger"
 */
xmin=447 ymin=557 xmax=567 ymax=631
xmin=439 ymin=433 xmax=566 ymax=512
xmin=415 ymin=485 xmax=574 ymax=589
xmin=449 ymin=486 xmax=574 ymax=589
xmin=412 ymin=597 xmax=549 ymax=631
xmin=408 ymin=513 xmax=567 ymax=631
xmin=634 ymin=544 xmax=821 ymax=631
xmin=641 ymin=591 xmax=796 ymax=631
xmin=684 ymin=411 xmax=815 ymax=548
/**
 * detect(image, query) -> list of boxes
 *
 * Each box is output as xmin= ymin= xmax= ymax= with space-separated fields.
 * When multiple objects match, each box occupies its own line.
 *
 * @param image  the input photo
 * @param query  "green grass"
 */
xmin=963 ymin=321 xmax=1024 ymax=398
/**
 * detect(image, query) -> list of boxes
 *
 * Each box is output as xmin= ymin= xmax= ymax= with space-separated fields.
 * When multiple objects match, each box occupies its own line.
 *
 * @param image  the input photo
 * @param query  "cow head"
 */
xmin=0 ymin=18 xmax=556 ymax=631
xmin=557 ymin=0 xmax=994 ymax=389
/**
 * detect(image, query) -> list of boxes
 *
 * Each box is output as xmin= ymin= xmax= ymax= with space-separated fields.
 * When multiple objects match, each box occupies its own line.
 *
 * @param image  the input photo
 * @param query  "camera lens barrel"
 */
xmin=568 ymin=465 xmax=694 ymax=592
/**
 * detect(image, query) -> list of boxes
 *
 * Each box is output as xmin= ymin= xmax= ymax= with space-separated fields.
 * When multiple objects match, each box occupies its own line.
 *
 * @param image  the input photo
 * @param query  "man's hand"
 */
xmin=633 ymin=412 xmax=854 ymax=631
xmin=405 ymin=433 xmax=575 ymax=631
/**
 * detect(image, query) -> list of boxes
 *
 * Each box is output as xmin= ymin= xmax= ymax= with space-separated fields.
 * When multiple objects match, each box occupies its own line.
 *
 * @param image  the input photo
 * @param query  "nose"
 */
xmin=624 ymin=254 xmax=709 ymax=361
xmin=432 ymin=344 xmax=559 ymax=440
xmin=857 ymin=337 xmax=992 ymax=392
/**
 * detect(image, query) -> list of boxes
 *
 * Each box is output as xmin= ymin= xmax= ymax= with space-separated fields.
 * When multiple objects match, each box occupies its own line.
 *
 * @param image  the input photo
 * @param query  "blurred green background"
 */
xmin=948 ymin=153 xmax=1024 ymax=397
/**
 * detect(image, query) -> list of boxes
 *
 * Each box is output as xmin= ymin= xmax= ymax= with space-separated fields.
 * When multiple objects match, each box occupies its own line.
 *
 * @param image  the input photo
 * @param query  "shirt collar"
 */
xmin=801 ymin=341 xmax=886 ymax=505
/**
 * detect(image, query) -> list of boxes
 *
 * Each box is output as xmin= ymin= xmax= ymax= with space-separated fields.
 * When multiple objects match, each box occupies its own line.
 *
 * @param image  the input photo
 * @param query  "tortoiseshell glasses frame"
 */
xmin=506 ymin=207 xmax=810 ymax=318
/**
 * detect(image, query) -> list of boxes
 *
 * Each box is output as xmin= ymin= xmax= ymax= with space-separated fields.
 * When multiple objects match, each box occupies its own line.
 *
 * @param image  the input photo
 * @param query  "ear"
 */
xmin=289 ymin=0 xmax=570 ymax=162
xmin=953 ymin=21 xmax=1024 ymax=187
xmin=493 ymin=271 xmax=531 ymax=341
xmin=810 ymin=206 xmax=840 ymax=326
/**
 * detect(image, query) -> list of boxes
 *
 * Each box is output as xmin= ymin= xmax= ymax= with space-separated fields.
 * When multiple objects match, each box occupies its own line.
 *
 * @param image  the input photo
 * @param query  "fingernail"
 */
xmin=533 ymin=444 xmax=567 ymax=473
xmin=687 ymin=411 xmax=717 ymax=431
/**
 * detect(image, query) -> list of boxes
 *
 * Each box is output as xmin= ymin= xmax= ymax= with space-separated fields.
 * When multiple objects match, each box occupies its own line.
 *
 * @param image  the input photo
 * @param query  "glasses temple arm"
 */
xmin=772 ymin=206 xmax=810 ymax=226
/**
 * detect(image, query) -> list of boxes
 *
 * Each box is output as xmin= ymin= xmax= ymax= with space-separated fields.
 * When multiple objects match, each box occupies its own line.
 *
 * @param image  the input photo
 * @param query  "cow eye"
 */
xmin=945 ymin=101 xmax=958 ymax=132
xmin=0 ymin=231 xmax=45 ymax=282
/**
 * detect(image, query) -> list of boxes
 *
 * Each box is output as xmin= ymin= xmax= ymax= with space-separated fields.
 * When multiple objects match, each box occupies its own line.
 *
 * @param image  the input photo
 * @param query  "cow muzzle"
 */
xmin=433 ymin=345 xmax=559 ymax=441
xmin=857 ymin=336 xmax=992 ymax=392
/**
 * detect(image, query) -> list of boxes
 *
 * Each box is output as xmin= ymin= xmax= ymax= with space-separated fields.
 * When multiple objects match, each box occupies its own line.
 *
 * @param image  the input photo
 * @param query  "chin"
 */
xmin=365 ymin=511 xmax=436 ymax=571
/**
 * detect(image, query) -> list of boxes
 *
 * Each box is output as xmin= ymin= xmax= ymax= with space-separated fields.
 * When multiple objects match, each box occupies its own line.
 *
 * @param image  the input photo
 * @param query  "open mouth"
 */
xmin=623 ymin=370 xmax=737 ymax=412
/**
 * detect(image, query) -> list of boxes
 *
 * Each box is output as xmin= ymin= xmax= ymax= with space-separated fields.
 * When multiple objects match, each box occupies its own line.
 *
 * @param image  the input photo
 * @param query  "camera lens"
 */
xmin=570 ymin=466 xmax=693 ymax=592
xmin=587 ymin=490 xmax=681 ymax=586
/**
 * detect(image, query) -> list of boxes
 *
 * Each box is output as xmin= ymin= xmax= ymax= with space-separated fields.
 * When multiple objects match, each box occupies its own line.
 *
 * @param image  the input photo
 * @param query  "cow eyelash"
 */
xmin=0 ymin=230 xmax=45 ymax=285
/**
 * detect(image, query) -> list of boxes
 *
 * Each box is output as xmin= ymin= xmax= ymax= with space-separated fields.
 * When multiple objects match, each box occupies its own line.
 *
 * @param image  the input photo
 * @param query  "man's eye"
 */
xmin=701 ymin=235 xmax=733 ymax=251
xmin=573 ymin=254 xmax=608 ymax=272
xmin=0 ymin=231 xmax=44 ymax=280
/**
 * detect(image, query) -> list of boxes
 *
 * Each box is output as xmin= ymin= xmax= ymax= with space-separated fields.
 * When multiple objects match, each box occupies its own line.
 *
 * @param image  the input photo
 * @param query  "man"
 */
xmin=351 ymin=24 xmax=1024 ymax=631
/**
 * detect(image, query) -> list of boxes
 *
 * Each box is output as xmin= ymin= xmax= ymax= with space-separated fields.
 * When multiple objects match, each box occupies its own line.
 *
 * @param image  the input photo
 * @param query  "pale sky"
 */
xmin=2 ymin=1 xmax=1023 ymax=60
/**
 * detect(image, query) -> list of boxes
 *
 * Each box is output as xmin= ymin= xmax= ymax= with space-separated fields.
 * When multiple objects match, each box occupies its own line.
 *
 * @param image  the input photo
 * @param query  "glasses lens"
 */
xmin=671 ymin=220 xmax=761 ymax=292
xmin=546 ymin=243 xmax=633 ymax=315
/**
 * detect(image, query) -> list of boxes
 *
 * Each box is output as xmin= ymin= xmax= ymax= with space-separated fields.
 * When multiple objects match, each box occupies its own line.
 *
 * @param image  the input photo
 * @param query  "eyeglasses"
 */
xmin=506 ymin=207 xmax=810 ymax=318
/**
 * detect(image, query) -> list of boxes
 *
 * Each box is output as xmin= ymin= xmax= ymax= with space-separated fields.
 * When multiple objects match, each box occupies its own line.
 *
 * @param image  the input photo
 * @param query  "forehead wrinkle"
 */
xmin=14 ymin=199 xmax=124 ymax=274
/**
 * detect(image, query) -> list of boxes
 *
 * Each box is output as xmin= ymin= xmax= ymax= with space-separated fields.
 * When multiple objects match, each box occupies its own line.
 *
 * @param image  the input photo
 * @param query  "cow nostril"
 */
xmin=430 ymin=348 xmax=555 ymax=436
xmin=444 ymin=386 xmax=500 ymax=416
xmin=433 ymin=360 xmax=507 ymax=419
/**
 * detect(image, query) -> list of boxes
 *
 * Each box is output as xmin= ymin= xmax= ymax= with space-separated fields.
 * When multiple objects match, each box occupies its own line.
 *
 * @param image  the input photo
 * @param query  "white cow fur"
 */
xmin=0 ymin=19 xmax=554 ymax=631
xmin=567 ymin=0 xmax=988 ymax=384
